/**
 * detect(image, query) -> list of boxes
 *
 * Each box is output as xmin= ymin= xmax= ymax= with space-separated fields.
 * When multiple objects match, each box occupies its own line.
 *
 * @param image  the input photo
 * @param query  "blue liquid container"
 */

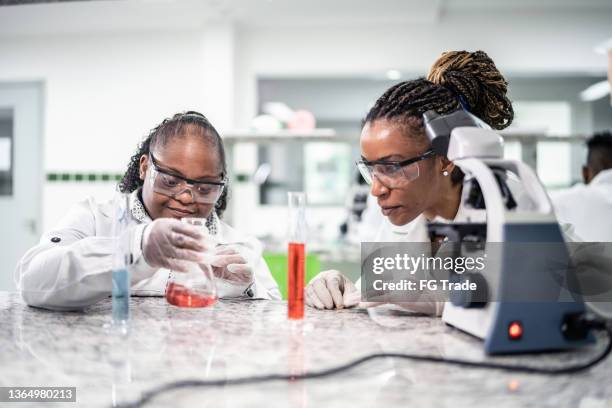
xmin=112 ymin=268 xmax=130 ymax=325
xmin=111 ymin=192 xmax=132 ymax=331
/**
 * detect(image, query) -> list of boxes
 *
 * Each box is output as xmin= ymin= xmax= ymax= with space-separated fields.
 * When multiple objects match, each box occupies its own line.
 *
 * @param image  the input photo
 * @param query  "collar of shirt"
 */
xmin=129 ymin=189 xmax=152 ymax=223
xmin=128 ymin=189 xmax=220 ymax=235
xmin=590 ymin=168 xmax=612 ymax=186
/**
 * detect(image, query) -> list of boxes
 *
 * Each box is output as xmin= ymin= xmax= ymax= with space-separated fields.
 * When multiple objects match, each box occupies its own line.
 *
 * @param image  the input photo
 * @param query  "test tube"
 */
xmin=287 ymin=192 xmax=306 ymax=320
xmin=111 ymin=192 xmax=131 ymax=330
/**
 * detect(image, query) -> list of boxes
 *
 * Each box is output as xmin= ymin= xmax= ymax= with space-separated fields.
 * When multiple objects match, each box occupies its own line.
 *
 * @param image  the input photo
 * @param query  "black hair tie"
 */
xmin=456 ymin=94 xmax=471 ymax=113
xmin=442 ymin=85 xmax=471 ymax=113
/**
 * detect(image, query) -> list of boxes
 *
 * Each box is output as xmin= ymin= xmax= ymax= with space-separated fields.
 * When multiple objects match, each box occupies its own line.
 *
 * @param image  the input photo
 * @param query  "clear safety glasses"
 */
xmin=148 ymin=153 xmax=225 ymax=204
xmin=356 ymin=149 xmax=435 ymax=188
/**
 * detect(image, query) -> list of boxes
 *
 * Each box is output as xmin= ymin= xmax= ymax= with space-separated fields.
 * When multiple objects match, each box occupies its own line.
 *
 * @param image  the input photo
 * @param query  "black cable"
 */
xmin=115 ymin=323 xmax=612 ymax=408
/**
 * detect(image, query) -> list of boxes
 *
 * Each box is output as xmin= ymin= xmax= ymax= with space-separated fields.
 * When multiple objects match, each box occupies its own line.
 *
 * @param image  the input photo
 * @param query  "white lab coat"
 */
xmin=550 ymin=169 xmax=612 ymax=242
xmin=15 ymin=192 xmax=281 ymax=311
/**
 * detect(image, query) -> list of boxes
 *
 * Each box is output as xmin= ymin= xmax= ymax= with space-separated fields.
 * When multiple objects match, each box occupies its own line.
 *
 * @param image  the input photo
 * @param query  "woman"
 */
xmin=16 ymin=111 xmax=281 ymax=310
xmin=305 ymin=50 xmax=515 ymax=314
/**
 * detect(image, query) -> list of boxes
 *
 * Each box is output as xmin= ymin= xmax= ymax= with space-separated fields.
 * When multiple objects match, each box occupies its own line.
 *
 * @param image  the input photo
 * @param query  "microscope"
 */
xmin=424 ymin=110 xmax=594 ymax=354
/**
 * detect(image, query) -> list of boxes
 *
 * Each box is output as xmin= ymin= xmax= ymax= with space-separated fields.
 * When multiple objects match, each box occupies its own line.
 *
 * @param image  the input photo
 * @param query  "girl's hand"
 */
xmin=142 ymin=218 xmax=208 ymax=272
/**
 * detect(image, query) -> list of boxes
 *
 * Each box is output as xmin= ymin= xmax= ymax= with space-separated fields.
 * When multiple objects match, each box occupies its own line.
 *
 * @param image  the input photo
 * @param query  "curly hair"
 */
xmin=363 ymin=50 xmax=514 ymax=184
xmin=118 ymin=111 xmax=229 ymax=216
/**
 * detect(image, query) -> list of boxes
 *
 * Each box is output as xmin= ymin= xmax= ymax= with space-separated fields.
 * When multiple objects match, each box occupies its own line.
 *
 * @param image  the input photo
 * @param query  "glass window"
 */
xmin=510 ymin=101 xmax=573 ymax=188
xmin=258 ymin=141 xmax=354 ymax=206
xmin=304 ymin=142 xmax=352 ymax=205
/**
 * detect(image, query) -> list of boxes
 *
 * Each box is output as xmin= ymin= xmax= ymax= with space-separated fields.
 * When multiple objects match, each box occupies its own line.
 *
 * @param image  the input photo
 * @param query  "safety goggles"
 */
xmin=148 ymin=152 xmax=225 ymax=204
xmin=356 ymin=149 xmax=435 ymax=188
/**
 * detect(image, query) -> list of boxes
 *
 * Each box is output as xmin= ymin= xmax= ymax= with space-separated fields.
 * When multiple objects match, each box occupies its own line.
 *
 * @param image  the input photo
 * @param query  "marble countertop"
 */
xmin=1 ymin=292 xmax=611 ymax=408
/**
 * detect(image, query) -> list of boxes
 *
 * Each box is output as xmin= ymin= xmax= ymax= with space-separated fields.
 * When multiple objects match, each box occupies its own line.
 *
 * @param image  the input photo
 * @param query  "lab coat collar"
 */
xmin=390 ymin=215 xmax=424 ymax=233
xmin=128 ymin=188 xmax=220 ymax=235
xmin=129 ymin=189 xmax=152 ymax=223
xmin=381 ymin=214 xmax=429 ymax=242
xmin=383 ymin=202 xmax=484 ymax=240
xmin=428 ymin=201 xmax=485 ymax=224
xmin=591 ymin=168 xmax=612 ymax=186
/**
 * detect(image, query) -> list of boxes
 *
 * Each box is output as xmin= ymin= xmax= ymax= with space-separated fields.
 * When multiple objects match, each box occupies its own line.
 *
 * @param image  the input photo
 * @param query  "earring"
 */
xmin=443 ymin=170 xmax=449 ymax=176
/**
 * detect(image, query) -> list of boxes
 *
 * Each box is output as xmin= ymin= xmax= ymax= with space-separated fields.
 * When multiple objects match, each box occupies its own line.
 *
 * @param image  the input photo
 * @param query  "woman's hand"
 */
xmin=305 ymin=270 xmax=359 ymax=310
xmin=142 ymin=218 xmax=208 ymax=272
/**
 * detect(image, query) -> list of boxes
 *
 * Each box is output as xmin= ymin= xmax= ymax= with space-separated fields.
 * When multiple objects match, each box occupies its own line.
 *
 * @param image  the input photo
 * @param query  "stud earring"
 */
xmin=443 ymin=171 xmax=449 ymax=177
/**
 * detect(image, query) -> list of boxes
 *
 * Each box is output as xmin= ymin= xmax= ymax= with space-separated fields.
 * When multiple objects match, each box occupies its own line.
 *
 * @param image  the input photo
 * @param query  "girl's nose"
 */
xmin=174 ymin=188 xmax=196 ymax=204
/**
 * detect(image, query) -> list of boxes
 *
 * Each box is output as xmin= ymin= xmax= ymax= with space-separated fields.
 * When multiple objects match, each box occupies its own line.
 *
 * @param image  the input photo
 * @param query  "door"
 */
xmin=0 ymin=83 xmax=43 ymax=291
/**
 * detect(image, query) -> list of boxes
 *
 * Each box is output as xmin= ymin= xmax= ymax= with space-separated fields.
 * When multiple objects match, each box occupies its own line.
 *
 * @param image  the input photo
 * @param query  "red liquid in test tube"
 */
xmin=288 ymin=242 xmax=305 ymax=319
xmin=287 ymin=192 xmax=306 ymax=320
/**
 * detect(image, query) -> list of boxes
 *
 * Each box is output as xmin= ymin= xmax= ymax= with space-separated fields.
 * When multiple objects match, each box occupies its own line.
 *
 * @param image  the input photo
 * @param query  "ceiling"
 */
xmin=0 ymin=0 xmax=611 ymax=36
xmin=0 ymin=0 xmax=93 ymax=4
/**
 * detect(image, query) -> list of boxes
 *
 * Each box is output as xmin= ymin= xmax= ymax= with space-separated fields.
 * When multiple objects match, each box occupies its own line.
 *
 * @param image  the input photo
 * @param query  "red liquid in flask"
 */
xmin=165 ymin=282 xmax=217 ymax=308
xmin=288 ymin=242 xmax=305 ymax=319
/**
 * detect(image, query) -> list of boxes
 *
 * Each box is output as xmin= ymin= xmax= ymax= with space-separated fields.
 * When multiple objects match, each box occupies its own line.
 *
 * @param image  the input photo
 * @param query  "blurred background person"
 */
xmin=550 ymin=131 xmax=612 ymax=242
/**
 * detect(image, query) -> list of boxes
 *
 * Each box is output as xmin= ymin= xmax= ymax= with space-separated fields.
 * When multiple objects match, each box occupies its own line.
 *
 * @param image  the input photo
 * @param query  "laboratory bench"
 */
xmin=1 ymin=291 xmax=611 ymax=408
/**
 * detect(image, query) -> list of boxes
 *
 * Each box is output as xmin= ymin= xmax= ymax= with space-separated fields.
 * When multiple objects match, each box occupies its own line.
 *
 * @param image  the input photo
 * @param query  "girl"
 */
xmin=16 ymin=111 xmax=281 ymax=310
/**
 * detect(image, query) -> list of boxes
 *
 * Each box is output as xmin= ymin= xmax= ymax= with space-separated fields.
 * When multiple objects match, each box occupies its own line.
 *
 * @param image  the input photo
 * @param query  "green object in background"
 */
xmin=264 ymin=253 xmax=320 ymax=300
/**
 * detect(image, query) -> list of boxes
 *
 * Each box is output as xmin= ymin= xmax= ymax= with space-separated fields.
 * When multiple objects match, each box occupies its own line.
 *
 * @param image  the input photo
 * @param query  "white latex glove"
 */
xmin=142 ymin=218 xmax=208 ymax=272
xmin=209 ymin=244 xmax=254 ymax=285
xmin=305 ymin=269 xmax=359 ymax=310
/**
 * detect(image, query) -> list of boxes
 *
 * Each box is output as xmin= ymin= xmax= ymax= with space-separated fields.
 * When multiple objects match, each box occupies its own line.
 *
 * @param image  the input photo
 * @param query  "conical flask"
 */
xmin=165 ymin=217 xmax=218 ymax=308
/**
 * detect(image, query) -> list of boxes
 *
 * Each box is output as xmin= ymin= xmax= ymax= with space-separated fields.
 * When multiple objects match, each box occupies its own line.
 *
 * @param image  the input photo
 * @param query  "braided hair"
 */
xmin=118 ymin=111 xmax=229 ymax=216
xmin=364 ymin=50 xmax=514 ymax=184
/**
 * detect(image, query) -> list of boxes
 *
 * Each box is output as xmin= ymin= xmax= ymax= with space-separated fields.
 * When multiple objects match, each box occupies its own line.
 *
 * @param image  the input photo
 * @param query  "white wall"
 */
xmin=0 ymin=28 xmax=237 ymax=231
xmin=1 ymin=31 xmax=209 ymax=171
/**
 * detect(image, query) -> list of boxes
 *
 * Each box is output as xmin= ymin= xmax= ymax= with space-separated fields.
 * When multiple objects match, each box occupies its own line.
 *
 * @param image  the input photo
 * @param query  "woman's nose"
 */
xmin=370 ymin=176 xmax=389 ymax=198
